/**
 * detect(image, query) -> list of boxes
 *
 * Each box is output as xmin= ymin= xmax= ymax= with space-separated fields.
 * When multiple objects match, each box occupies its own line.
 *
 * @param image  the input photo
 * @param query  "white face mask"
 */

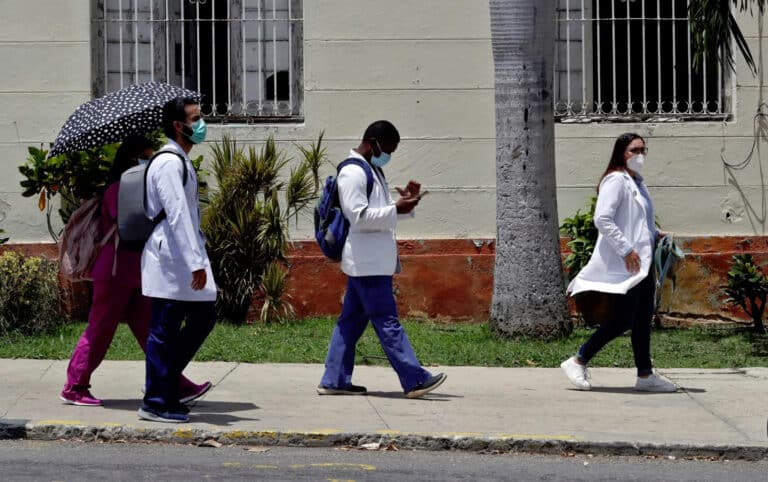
xmin=138 ymin=158 xmax=150 ymax=165
xmin=627 ymin=153 xmax=645 ymax=173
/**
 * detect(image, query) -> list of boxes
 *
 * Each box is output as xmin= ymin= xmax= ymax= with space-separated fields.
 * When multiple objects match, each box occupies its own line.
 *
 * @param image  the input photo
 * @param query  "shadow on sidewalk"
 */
xmin=100 ymin=399 xmax=260 ymax=425
xmin=185 ymin=401 xmax=262 ymax=426
xmin=586 ymin=387 xmax=706 ymax=394
xmin=102 ymin=399 xmax=258 ymax=411
xmin=364 ymin=391 xmax=463 ymax=401
xmin=187 ymin=412 xmax=259 ymax=426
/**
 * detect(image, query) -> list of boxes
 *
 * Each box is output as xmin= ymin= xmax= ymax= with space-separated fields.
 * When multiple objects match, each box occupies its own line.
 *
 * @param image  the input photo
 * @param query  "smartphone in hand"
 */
xmin=406 ymin=180 xmax=422 ymax=196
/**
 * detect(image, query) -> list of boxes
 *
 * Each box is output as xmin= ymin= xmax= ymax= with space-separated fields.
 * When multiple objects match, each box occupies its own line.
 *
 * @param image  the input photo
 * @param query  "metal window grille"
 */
xmin=92 ymin=0 xmax=304 ymax=122
xmin=554 ymin=0 xmax=728 ymax=122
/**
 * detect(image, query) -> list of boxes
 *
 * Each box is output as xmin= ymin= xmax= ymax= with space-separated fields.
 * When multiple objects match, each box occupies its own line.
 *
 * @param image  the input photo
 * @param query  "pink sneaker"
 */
xmin=179 ymin=381 xmax=212 ymax=404
xmin=60 ymin=389 xmax=103 ymax=407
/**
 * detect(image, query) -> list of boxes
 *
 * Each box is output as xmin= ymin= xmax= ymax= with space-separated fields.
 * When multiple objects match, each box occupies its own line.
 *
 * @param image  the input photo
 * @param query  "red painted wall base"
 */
xmin=2 ymin=236 xmax=762 ymax=322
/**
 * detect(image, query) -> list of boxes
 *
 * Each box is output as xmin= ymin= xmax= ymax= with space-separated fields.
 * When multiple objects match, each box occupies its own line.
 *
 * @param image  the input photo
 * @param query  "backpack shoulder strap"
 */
xmin=149 ymin=149 xmax=188 ymax=185
xmin=143 ymin=149 xmax=190 ymax=224
xmin=654 ymin=235 xmax=666 ymax=279
xmin=337 ymin=157 xmax=374 ymax=198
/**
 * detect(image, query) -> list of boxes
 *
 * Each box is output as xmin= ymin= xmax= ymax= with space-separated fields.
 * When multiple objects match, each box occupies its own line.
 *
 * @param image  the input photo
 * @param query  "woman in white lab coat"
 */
xmin=560 ymin=133 xmax=677 ymax=393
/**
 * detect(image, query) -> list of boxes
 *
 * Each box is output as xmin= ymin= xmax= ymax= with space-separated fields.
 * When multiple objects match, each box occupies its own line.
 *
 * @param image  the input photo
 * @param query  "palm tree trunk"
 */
xmin=489 ymin=0 xmax=572 ymax=339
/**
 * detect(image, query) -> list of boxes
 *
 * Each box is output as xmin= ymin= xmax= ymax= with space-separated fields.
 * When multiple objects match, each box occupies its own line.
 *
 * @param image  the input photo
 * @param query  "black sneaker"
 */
xmin=316 ymin=384 xmax=368 ymax=395
xmin=137 ymin=406 xmax=190 ymax=423
xmin=405 ymin=373 xmax=447 ymax=399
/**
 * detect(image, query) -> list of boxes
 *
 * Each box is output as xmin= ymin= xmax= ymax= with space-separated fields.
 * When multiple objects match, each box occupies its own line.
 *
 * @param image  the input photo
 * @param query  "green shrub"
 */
xmin=723 ymin=254 xmax=767 ymax=334
xmin=0 ymin=251 xmax=61 ymax=336
xmin=19 ymin=144 xmax=117 ymax=240
xmin=16 ymin=131 xmax=193 ymax=241
xmin=559 ymin=197 xmax=598 ymax=281
xmin=202 ymin=134 xmax=325 ymax=324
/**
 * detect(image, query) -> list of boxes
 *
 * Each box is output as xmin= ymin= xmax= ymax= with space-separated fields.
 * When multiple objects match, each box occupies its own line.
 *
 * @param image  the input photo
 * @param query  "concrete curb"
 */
xmin=2 ymin=420 xmax=767 ymax=461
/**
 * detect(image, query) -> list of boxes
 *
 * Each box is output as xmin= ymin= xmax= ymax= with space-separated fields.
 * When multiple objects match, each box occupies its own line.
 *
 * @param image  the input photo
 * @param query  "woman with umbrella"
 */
xmin=61 ymin=135 xmax=211 ymax=406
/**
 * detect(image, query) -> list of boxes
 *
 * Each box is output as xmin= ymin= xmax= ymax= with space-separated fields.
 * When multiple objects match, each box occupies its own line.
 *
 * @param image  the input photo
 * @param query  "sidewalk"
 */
xmin=1 ymin=360 xmax=767 ymax=458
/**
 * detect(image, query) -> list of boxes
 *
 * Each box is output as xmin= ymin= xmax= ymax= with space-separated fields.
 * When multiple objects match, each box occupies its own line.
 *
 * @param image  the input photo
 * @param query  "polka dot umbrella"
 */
xmin=48 ymin=82 xmax=200 ymax=158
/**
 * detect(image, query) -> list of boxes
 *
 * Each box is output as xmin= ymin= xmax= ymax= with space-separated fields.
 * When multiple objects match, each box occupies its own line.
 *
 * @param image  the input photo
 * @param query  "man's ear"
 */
xmin=173 ymin=119 xmax=185 ymax=135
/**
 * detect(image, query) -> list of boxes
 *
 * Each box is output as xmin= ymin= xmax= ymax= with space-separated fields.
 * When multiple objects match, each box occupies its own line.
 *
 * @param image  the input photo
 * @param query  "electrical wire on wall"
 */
xmin=720 ymin=102 xmax=768 ymax=170
xmin=720 ymin=9 xmax=767 ymax=233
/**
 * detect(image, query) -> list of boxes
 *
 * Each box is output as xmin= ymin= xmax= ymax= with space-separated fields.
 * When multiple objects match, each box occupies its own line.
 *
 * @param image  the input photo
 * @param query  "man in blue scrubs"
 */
xmin=138 ymin=97 xmax=217 ymax=422
xmin=318 ymin=120 xmax=447 ymax=399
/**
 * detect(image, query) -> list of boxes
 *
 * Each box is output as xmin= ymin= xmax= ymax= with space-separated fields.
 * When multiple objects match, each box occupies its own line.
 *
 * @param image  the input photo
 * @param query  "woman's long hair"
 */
xmin=107 ymin=135 xmax=154 ymax=185
xmin=597 ymin=132 xmax=644 ymax=192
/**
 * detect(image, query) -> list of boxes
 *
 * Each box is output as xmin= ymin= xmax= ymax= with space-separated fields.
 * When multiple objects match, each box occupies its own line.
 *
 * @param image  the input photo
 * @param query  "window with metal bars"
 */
xmin=554 ymin=0 xmax=728 ymax=122
xmin=92 ymin=0 xmax=303 ymax=122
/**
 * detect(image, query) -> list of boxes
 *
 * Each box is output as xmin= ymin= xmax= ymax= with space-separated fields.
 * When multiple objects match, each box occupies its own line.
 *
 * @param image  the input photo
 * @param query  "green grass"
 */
xmin=1 ymin=318 xmax=767 ymax=368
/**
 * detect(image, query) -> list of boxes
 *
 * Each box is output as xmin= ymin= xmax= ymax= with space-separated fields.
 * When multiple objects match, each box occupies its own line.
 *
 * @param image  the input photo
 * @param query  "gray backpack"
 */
xmin=117 ymin=150 xmax=188 ymax=243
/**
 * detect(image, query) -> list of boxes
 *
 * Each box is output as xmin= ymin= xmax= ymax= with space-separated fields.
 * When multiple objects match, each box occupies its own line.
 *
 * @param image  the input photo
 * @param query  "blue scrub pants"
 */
xmin=320 ymin=276 xmax=431 ymax=393
xmin=143 ymin=298 xmax=216 ymax=410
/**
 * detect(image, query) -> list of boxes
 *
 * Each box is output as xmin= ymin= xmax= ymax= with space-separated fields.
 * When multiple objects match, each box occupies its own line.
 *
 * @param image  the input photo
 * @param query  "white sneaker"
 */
xmin=634 ymin=373 xmax=678 ymax=392
xmin=560 ymin=356 xmax=591 ymax=390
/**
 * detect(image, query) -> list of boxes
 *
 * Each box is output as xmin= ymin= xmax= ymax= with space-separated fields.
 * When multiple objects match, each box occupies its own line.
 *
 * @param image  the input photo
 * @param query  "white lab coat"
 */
xmin=337 ymin=149 xmax=411 ymax=277
xmin=567 ymin=171 xmax=654 ymax=296
xmin=141 ymin=140 xmax=217 ymax=301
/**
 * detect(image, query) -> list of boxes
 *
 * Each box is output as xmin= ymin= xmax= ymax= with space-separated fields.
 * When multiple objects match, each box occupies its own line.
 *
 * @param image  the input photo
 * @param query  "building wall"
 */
xmin=0 ymin=1 xmax=92 ymax=241
xmin=1 ymin=1 xmax=767 ymax=242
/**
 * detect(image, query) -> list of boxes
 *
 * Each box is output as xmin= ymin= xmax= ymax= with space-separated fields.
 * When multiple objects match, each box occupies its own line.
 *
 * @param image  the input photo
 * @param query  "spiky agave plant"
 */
xmin=296 ymin=130 xmax=329 ymax=190
xmin=202 ymin=134 xmax=322 ymax=323
xmin=260 ymin=261 xmax=295 ymax=324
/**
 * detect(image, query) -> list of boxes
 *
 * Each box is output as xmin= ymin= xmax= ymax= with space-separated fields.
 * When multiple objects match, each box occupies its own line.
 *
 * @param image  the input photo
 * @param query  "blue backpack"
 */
xmin=314 ymin=158 xmax=374 ymax=261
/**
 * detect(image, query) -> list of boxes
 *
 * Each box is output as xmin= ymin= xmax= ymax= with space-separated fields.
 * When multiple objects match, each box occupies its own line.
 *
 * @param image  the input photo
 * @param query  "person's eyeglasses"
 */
xmin=628 ymin=147 xmax=648 ymax=155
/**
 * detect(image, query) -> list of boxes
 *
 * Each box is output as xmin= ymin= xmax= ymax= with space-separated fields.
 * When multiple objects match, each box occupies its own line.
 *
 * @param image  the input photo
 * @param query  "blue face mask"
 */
xmin=184 ymin=119 xmax=207 ymax=144
xmin=137 ymin=158 xmax=150 ymax=165
xmin=371 ymin=141 xmax=392 ymax=167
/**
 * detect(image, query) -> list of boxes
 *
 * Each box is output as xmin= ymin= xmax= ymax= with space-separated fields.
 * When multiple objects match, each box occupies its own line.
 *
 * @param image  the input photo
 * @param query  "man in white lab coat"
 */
xmin=138 ymin=97 xmax=217 ymax=423
xmin=317 ymin=120 xmax=447 ymax=398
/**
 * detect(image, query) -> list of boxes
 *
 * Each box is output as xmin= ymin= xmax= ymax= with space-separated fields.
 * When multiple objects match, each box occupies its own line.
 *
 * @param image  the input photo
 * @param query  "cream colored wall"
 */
xmin=0 ymin=1 xmax=92 ymax=241
xmin=220 ymin=0 xmax=496 ymax=240
xmin=1 ymin=1 xmax=766 ymax=243
xmin=557 ymin=10 xmax=768 ymax=237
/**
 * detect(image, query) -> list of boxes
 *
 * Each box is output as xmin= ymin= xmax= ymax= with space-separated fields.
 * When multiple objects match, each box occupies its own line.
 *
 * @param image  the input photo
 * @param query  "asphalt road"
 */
xmin=1 ymin=441 xmax=766 ymax=481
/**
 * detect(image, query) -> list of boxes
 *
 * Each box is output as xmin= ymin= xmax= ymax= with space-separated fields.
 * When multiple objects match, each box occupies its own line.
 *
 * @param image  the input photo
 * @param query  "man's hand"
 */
xmin=395 ymin=179 xmax=422 ymax=214
xmin=623 ymin=251 xmax=641 ymax=274
xmin=191 ymin=269 xmax=207 ymax=290
xmin=405 ymin=180 xmax=421 ymax=197
xmin=396 ymin=180 xmax=421 ymax=198
xmin=395 ymin=196 xmax=420 ymax=214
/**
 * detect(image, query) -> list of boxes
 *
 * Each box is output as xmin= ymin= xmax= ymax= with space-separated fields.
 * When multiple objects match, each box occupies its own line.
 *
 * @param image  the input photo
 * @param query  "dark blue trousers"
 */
xmin=143 ymin=298 xmax=216 ymax=410
xmin=577 ymin=273 xmax=654 ymax=376
xmin=320 ymin=276 xmax=431 ymax=393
